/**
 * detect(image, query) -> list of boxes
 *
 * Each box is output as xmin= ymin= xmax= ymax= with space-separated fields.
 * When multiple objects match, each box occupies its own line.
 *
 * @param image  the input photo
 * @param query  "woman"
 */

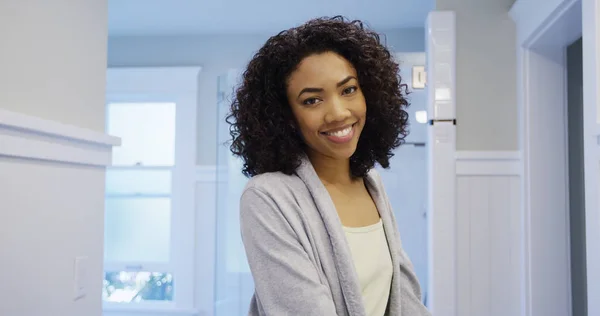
xmin=227 ymin=16 xmax=431 ymax=316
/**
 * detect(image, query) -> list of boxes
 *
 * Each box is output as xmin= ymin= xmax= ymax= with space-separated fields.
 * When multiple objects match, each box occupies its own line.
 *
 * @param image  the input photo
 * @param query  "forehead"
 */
xmin=287 ymin=52 xmax=357 ymax=90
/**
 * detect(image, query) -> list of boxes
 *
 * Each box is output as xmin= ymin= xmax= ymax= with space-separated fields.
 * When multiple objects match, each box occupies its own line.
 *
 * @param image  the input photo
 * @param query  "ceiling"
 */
xmin=108 ymin=0 xmax=435 ymax=36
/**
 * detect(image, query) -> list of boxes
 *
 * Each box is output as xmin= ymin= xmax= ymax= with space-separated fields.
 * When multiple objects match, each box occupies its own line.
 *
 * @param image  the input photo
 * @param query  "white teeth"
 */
xmin=326 ymin=126 xmax=352 ymax=137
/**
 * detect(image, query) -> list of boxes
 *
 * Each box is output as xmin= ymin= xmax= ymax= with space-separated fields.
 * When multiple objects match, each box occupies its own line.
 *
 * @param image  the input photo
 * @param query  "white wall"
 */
xmin=435 ymin=0 xmax=518 ymax=151
xmin=0 ymin=1 xmax=112 ymax=316
xmin=106 ymin=28 xmax=426 ymax=165
xmin=0 ymin=1 xmax=108 ymax=132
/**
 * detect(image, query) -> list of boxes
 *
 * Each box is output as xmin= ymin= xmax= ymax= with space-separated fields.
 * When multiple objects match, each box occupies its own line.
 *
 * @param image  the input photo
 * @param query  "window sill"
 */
xmin=103 ymin=305 xmax=199 ymax=316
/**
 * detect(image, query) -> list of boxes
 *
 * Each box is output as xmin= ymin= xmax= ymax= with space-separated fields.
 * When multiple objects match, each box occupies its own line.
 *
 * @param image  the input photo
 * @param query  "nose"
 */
xmin=324 ymin=97 xmax=351 ymax=123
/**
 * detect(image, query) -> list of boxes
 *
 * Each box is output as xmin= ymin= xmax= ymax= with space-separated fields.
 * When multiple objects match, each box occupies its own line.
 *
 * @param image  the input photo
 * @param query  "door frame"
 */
xmin=510 ymin=0 xmax=600 ymax=315
xmin=425 ymin=11 xmax=458 ymax=316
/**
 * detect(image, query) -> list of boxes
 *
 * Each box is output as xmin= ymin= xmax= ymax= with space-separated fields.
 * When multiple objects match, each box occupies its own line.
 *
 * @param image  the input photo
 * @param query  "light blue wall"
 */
xmin=107 ymin=28 xmax=425 ymax=164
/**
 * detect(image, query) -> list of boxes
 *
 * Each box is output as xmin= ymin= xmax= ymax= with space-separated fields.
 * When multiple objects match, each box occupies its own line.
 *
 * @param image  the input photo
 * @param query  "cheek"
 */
xmin=358 ymin=103 xmax=367 ymax=117
xmin=296 ymin=118 xmax=320 ymax=137
xmin=293 ymin=110 xmax=321 ymax=133
xmin=354 ymin=98 xmax=367 ymax=120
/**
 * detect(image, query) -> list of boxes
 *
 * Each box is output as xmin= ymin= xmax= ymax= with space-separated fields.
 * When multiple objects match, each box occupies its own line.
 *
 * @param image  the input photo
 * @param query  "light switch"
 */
xmin=74 ymin=256 xmax=88 ymax=301
xmin=412 ymin=66 xmax=426 ymax=89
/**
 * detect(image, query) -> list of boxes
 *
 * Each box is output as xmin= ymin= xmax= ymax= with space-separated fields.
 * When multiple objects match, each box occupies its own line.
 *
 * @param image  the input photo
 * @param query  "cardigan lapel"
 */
xmin=295 ymin=156 xmax=405 ymax=315
xmin=295 ymin=156 xmax=366 ymax=316
xmin=364 ymin=170 xmax=403 ymax=314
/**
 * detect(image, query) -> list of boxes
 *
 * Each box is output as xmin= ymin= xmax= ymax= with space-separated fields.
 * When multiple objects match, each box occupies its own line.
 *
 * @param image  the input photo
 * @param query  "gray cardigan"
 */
xmin=240 ymin=156 xmax=432 ymax=316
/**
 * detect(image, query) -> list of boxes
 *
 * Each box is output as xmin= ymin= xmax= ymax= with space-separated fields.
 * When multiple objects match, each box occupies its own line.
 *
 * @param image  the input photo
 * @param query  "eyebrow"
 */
xmin=296 ymin=75 xmax=357 ymax=100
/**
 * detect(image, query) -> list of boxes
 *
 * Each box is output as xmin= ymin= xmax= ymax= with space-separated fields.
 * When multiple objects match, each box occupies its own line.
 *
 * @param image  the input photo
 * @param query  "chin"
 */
xmin=327 ymin=146 xmax=357 ymax=161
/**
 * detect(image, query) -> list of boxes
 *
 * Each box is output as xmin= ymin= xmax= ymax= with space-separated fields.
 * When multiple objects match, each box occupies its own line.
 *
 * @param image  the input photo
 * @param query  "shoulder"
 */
xmin=240 ymin=171 xmax=307 ymax=209
xmin=366 ymin=167 xmax=385 ymax=189
xmin=243 ymin=171 xmax=305 ymax=196
xmin=365 ymin=168 xmax=393 ymax=209
xmin=239 ymin=172 xmax=309 ymax=235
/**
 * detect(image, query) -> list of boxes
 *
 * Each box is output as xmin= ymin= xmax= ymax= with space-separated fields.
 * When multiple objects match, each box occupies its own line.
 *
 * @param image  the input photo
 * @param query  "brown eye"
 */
xmin=343 ymin=86 xmax=357 ymax=95
xmin=303 ymin=98 xmax=320 ymax=106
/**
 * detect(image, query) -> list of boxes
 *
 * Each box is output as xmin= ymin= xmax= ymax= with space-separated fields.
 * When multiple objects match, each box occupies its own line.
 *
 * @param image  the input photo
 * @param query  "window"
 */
xmin=103 ymin=67 xmax=200 ymax=313
xmin=104 ymin=102 xmax=176 ymax=303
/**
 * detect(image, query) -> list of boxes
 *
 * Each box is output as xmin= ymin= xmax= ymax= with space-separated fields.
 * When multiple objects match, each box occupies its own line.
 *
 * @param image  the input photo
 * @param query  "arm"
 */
xmin=240 ymin=187 xmax=339 ymax=316
xmin=397 ymin=242 xmax=431 ymax=315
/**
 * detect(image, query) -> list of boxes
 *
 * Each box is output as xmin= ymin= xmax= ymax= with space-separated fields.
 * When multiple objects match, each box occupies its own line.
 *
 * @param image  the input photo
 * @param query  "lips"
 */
xmin=324 ymin=125 xmax=352 ymax=137
xmin=321 ymin=123 xmax=356 ymax=144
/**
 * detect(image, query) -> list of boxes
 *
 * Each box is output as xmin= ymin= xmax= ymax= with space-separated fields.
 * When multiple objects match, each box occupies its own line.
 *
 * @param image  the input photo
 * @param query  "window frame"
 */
xmin=104 ymin=67 xmax=201 ymax=313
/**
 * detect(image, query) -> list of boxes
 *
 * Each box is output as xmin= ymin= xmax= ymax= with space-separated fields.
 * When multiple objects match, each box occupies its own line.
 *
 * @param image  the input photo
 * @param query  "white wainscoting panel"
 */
xmin=0 ymin=108 xmax=120 ymax=166
xmin=456 ymin=151 xmax=521 ymax=176
xmin=0 ymin=109 xmax=120 ymax=316
xmin=455 ymin=151 xmax=523 ymax=316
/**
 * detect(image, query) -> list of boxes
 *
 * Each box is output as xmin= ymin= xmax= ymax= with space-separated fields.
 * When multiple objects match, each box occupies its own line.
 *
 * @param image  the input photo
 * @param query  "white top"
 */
xmin=343 ymin=219 xmax=394 ymax=316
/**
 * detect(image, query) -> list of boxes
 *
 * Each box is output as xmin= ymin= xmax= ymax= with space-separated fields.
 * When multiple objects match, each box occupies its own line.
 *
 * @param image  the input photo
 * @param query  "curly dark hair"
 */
xmin=227 ymin=16 xmax=410 ymax=178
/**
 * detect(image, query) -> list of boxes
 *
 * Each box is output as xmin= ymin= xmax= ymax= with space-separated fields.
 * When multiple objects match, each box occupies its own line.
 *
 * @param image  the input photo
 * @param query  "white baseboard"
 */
xmin=0 ymin=109 xmax=120 ymax=166
xmin=455 ymin=151 xmax=521 ymax=176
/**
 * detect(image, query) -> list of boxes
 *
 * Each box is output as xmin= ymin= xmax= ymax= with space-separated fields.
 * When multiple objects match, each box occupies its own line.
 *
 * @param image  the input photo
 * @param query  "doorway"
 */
xmin=511 ymin=0 xmax=600 ymax=314
xmin=566 ymin=37 xmax=587 ymax=316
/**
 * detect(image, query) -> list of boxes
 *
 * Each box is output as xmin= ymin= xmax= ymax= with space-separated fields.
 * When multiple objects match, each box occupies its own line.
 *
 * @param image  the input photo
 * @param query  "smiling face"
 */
xmin=286 ymin=51 xmax=367 ymax=163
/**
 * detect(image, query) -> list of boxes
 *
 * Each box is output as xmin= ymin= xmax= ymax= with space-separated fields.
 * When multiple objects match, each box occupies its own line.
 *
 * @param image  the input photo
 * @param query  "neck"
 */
xmin=307 ymin=151 xmax=356 ymax=186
